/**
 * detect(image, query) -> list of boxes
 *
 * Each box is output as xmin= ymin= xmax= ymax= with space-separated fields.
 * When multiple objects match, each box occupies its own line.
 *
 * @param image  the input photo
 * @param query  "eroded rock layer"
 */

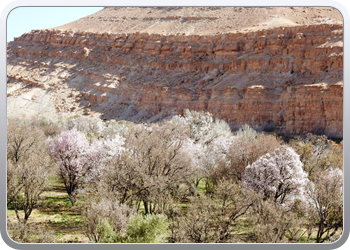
xmin=7 ymin=7 xmax=343 ymax=138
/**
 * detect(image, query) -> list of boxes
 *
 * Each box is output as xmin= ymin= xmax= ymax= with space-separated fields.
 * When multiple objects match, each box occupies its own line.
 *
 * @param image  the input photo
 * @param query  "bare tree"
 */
xmin=224 ymin=131 xmax=281 ymax=182
xmin=289 ymin=134 xmax=341 ymax=180
xmin=174 ymin=180 xmax=255 ymax=243
xmin=175 ymin=194 xmax=215 ymax=243
xmin=306 ymin=168 xmax=343 ymax=243
xmin=247 ymin=196 xmax=307 ymax=243
xmin=7 ymin=119 xmax=44 ymax=163
xmin=10 ymin=160 xmax=49 ymax=224
xmin=7 ymin=120 xmax=50 ymax=241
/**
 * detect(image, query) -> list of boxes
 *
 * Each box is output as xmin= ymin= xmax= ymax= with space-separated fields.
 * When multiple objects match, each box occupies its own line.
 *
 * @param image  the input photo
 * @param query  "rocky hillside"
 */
xmin=7 ymin=7 xmax=343 ymax=137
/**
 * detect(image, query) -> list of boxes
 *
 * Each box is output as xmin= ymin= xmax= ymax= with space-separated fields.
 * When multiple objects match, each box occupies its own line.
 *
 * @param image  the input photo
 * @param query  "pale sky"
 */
xmin=7 ymin=7 xmax=103 ymax=42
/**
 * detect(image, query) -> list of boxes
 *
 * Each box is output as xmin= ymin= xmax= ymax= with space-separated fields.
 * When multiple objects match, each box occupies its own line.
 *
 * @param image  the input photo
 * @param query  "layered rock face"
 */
xmin=7 ymin=7 xmax=343 ymax=138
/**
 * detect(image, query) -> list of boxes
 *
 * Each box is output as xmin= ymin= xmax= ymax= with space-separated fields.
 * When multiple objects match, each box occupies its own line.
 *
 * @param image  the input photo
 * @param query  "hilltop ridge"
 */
xmin=55 ymin=7 xmax=342 ymax=35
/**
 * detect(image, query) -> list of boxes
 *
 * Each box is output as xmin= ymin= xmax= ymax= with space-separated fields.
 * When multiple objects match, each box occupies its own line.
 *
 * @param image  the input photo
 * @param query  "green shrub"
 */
xmin=96 ymin=218 xmax=122 ymax=243
xmin=125 ymin=214 xmax=169 ymax=243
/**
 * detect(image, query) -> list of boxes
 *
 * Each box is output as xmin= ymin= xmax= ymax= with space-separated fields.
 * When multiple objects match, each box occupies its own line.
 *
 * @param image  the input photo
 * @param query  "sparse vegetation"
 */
xmin=6 ymin=111 xmax=343 ymax=243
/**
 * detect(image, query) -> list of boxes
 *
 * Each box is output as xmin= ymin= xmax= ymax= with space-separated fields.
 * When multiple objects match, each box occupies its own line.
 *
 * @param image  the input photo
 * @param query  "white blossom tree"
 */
xmin=243 ymin=146 xmax=309 ymax=205
xmin=171 ymin=110 xmax=234 ymax=190
xmin=171 ymin=109 xmax=231 ymax=145
xmin=181 ymin=135 xmax=234 ymax=188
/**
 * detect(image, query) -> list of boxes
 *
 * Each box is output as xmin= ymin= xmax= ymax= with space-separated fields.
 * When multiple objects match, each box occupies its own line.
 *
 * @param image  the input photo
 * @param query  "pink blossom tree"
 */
xmin=243 ymin=146 xmax=308 ymax=205
xmin=48 ymin=129 xmax=125 ymax=206
xmin=48 ymin=129 xmax=90 ymax=206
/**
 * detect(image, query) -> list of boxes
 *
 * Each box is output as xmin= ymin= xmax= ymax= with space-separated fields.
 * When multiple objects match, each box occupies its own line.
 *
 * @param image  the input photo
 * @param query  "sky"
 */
xmin=7 ymin=7 xmax=103 ymax=42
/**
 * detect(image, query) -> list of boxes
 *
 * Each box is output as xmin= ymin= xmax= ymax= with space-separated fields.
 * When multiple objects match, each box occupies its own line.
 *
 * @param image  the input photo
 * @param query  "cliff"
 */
xmin=7 ymin=7 xmax=343 ymax=138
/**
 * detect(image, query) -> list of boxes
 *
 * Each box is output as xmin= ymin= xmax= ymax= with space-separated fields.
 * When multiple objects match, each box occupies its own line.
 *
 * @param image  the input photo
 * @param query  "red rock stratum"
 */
xmin=7 ymin=7 xmax=343 ymax=137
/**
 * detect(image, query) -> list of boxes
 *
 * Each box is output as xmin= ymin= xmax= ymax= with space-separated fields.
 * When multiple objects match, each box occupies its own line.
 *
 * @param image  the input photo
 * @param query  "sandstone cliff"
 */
xmin=7 ymin=7 xmax=343 ymax=138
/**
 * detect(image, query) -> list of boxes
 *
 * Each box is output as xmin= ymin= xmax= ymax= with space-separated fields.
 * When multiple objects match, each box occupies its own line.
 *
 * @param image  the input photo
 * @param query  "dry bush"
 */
xmin=289 ymin=134 xmax=342 ymax=180
xmin=30 ymin=118 xmax=63 ymax=137
xmin=210 ymin=179 xmax=256 ymax=242
xmin=175 ymin=194 xmax=215 ymax=243
xmin=64 ymin=116 xmax=105 ymax=138
xmin=247 ymin=197 xmax=307 ymax=243
xmin=173 ymin=179 xmax=255 ymax=243
xmin=222 ymin=131 xmax=281 ymax=182
xmin=7 ymin=221 xmax=54 ymax=243
xmin=83 ymin=197 xmax=169 ymax=243
xmin=83 ymin=197 xmax=134 ymax=243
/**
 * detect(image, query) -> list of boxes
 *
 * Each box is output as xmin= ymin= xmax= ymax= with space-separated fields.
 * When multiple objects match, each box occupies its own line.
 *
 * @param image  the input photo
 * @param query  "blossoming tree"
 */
xmin=243 ymin=146 xmax=309 ymax=205
xmin=48 ymin=129 xmax=125 ymax=205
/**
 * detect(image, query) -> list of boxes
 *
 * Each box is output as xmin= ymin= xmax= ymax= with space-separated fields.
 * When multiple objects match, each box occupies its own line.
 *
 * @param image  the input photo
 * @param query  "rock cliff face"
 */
xmin=7 ymin=7 xmax=343 ymax=138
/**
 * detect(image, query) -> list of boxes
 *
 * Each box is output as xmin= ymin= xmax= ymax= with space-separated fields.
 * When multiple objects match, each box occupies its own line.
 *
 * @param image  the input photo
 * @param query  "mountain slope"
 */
xmin=7 ymin=7 xmax=343 ymax=137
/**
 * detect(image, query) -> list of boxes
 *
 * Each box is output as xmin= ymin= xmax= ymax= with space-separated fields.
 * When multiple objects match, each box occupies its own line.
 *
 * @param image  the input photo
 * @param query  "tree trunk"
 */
xmin=69 ymin=193 xmax=77 ymax=206
xmin=144 ymin=200 xmax=149 ymax=214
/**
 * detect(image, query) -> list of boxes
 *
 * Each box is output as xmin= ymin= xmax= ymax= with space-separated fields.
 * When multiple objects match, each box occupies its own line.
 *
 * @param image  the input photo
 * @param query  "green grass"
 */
xmin=7 ymin=175 xmax=90 ymax=243
xmin=197 ymin=179 xmax=206 ymax=193
xmin=41 ymin=196 xmax=71 ymax=208
xmin=7 ymin=175 xmax=343 ymax=243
